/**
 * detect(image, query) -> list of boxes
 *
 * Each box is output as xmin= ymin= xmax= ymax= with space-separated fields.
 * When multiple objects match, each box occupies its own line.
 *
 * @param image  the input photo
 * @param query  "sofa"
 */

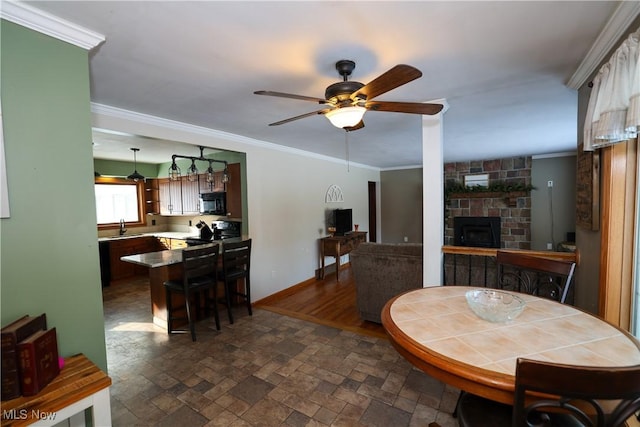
xmin=350 ymin=242 xmax=423 ymax=323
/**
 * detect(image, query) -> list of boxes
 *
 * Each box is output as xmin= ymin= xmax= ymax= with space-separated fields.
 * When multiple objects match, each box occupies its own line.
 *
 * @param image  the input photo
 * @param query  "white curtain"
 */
xmin=585 ymin=28 xmax=640 ymax=151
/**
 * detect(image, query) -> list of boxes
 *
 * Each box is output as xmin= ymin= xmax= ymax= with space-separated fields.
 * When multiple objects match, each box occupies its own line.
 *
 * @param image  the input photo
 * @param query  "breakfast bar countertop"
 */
xmin=98 ymin=231 xmax=200 ymax=242
xmin=120 ymin=247 xmax=186 ymax=268
xmin=118 ymin=236 xmax=248 ymax=329
xmin=120 ymin=236 xmax=248 ymax=268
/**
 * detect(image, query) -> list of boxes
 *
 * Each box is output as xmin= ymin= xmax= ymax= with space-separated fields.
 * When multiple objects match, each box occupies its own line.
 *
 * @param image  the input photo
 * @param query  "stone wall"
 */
xmin=444 ymin=156 xmax=532 ymax=249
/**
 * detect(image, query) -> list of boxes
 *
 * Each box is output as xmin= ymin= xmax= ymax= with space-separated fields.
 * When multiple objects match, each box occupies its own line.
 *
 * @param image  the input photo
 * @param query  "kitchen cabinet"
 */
xmin=144 ymin=179 xmax=160 ymax=215
xmin=225 ymin=163 xmax=242 ymax=218
xmin=108 ymin=236 xmax=162 ymax=282
xmin=159 ymin=178 xmax=185 ymax=215
xmin=159 ymin=177 xmax=200 ymax=215
xmin=181 ymin=177 xmax=200 ymax=215
xmin=157 ymin=162 xmax=242 ymax=218
xmin=157 ymin=237 xmax=187 ymax=250
xmin=198 ymin=171 xmax=225 ymax=193
xmin=159 ymin=178 xmax=174 ymax=215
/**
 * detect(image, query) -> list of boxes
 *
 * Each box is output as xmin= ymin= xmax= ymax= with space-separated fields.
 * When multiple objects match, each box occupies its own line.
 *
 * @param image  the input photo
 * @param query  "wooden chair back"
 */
xmin=496 ymin=250 xmax=576 ymax=303
xmin=220 ymin=239 xmax=252 ymax=323
xmin=513 ymin=358 xmax=640 ymax=427
xmin=222 ymin=239 xmax=251 ymax=280
xmin=182 ymin=244 xmax=219 ymax=287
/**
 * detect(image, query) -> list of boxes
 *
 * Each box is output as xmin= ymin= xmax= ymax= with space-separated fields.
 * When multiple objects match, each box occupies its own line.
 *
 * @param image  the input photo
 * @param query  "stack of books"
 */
xmin=1 ymin=314 xmax=60 ymax=400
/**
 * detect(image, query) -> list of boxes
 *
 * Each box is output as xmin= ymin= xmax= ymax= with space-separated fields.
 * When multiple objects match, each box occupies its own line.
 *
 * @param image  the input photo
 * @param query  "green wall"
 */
xmin=93 ymin=158 xmax=158 ymax=179
xmin=1 ymin=21 xmax=107 ymax=370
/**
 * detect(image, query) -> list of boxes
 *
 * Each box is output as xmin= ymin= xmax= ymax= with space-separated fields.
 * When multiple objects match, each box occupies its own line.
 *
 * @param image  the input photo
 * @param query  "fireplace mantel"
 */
xmin=447 ymin=191 xmax=528 ymax=207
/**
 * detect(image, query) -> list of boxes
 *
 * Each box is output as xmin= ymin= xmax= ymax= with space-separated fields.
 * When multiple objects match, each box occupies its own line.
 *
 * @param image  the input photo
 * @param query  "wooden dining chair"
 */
xmin=456 ymin=250 xmax=578 ymax=422
xmin=219 ymin=238 xmax=252 ymax=324
xmin=164 ymin=244 xmax=220 ymax=341
xmin=496 ymin=250 xmax=577 ymax=304
xmin=457 ymin=358 xmax=640 ymax=427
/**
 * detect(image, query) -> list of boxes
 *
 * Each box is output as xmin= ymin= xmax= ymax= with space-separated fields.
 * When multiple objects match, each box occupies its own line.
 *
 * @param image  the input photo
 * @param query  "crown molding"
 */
xmin=567 ymin=1 xmax=640 ymax=89
xmin=90 ymin=103 xmax=380 ymax=171
xmin=0 ymin=1 xmax=105 ymax=50
xmin=532 ymin=151 xmax=577 ymax=160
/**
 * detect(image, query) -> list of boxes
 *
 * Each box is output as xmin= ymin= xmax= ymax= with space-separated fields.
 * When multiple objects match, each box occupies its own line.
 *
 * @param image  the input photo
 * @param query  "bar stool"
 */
xmin=164 ymin=244 xmax=220 ymax=341
xmin=219 ymin=238 xmax=252 ymax=324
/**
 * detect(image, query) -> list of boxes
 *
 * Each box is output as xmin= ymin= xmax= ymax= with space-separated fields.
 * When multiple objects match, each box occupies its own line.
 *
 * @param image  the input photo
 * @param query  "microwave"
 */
xmin=199 ymin=192 xmax=226 ymax=215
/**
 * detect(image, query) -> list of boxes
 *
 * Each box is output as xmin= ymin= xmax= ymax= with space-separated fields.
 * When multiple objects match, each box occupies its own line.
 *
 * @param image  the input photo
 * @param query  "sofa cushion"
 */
xmin=350 ymin=243 xmax=423 ymax=323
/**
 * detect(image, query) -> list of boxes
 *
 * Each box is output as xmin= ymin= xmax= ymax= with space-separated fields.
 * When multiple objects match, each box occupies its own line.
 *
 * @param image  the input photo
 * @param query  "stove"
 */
xmin=186 ymin=220 xmax=241 ymax=246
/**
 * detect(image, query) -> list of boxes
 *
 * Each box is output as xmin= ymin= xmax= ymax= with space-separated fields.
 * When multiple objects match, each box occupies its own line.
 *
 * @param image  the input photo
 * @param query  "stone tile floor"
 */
xmin=102 ymin=278 xmax=460 ymax=426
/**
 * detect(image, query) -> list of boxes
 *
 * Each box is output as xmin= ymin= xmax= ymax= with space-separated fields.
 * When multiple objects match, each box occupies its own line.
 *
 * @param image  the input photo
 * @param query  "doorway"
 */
xmin=368 ymin=181 xmax=377 ymax=242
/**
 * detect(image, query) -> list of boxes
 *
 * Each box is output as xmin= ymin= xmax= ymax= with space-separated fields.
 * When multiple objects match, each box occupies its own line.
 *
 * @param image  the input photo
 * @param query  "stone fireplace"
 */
xmin=444 ymin=156 xmax=532 ymax=250
xmin=453 ymin=216 xmax=501 ymax=248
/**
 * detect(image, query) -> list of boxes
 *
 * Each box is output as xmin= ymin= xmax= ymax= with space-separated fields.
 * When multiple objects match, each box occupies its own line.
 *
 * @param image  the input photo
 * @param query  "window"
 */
xmin=95 ymin=177 xmax=145 ymax=228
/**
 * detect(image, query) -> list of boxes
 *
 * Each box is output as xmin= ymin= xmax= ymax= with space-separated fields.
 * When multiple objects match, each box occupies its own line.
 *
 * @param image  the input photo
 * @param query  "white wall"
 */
xmin=531 ymin=155 xmax=576 ymax=251
xmin=92 ymin=105 xmax=379 ymax=300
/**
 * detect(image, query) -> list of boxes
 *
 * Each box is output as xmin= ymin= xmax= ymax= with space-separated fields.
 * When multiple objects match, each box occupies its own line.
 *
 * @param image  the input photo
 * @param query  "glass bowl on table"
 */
xmin=465 ymin=289 xmax=526 ymax=323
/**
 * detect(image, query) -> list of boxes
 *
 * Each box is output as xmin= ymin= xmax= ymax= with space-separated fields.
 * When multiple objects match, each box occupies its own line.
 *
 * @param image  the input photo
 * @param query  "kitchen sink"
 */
xmin=107 ymin=233 xmax=144 ymax=239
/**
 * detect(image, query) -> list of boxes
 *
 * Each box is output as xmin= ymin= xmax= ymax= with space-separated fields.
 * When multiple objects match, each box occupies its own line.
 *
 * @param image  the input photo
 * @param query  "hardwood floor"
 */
xmin=254 ymin=264 xmax=387 ymax=339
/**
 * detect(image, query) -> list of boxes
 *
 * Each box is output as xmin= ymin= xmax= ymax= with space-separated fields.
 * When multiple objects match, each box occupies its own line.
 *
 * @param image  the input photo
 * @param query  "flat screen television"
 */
xmin=334 ymin=208 xmax=353 ymax=236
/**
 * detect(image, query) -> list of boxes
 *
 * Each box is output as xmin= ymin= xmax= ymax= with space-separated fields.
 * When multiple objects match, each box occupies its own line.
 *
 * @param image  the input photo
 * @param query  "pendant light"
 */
xmin=206 ymin=161 xmax=215 ymax=184
xmin=187 ymin=159 xmax=199 ymax=182
xmin=168 ymin=146 xmax=228 ymax=184
xmin=168 ymin=156 xmax=181 ymax=181
xmin=126 ymin=148 xmax=145 ymax=182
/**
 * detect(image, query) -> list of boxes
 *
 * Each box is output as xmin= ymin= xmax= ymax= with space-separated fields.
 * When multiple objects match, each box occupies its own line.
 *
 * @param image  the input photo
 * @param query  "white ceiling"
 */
xmin=25 ymin=1 xmax=627 ymax=168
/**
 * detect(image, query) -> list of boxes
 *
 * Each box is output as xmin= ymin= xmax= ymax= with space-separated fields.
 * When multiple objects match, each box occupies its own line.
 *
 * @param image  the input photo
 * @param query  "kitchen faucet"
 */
xmin=119 ymin=219 xmax=127 ymax=235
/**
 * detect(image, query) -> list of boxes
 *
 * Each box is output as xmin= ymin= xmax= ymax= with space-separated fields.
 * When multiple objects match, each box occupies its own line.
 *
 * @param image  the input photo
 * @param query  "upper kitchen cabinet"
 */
xmin=157 ymin=163 xmax=242 ymax=218
xmin=158 ymin=177 xmax=198 ymax=215
xmin=198 ymin=170 xmax=226 ymax=193
xmin=225 ymin=163 xmax=242 ymax=219
xmin=159 ymin=178 xmax=177 ymax=215
xmin=181 ymin=177 xmax=200 ymax=215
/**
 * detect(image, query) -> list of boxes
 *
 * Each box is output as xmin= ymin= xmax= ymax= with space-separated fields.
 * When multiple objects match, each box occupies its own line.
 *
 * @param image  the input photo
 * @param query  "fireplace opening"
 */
xmin=454 ymin=216 xmax=501 ymax=248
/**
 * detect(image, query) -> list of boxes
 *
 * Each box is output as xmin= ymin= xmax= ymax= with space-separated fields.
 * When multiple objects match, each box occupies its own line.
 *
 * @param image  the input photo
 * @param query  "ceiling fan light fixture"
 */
xmin=326 ymin=106 xmax=366 ymax=129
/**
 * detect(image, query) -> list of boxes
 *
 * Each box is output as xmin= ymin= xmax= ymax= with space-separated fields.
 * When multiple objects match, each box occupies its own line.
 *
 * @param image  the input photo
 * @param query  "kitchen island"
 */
xmin=121 ymin=237 xmax=246 ymax=330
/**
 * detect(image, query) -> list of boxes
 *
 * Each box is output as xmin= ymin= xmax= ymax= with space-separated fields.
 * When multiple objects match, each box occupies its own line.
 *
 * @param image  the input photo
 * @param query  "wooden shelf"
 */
xmin=447 ymin=191 xmax=528 ymax=207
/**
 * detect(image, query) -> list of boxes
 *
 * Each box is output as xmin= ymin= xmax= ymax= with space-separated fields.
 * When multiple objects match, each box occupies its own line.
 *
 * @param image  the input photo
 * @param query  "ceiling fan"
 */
xmin=254 ymin=60 xmax=443 ymax=131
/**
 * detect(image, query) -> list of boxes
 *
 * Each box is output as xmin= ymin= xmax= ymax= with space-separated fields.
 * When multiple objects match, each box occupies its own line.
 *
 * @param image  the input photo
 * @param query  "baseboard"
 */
xmin=254 ymin=277 xmax=317 ymax=306
xmin=314 ymin=261 xmax=351 ymax=280
xmin=254 ymin=262 xmax=352 ymax=306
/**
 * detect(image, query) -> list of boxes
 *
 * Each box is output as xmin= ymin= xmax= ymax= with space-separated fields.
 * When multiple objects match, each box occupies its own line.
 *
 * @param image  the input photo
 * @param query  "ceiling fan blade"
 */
xmin=344 ymin=120 xmax=365 ymax=132
xmin=268 ymin=108 xmax=332 ymax=126
xmin=365 ymin=101 xmax=443 ymax=115
xmin=350 ymin=64 xmax=422 ymax=101
xmin=254 ymin=90 xmax=328 ymax=104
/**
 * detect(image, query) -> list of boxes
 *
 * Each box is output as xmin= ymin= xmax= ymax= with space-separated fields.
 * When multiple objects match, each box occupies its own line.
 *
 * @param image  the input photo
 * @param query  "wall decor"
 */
xmin=576 ymin=143 xmax=599 ymax=231
xmin=325 ymin=184 xmax=344 ymax=203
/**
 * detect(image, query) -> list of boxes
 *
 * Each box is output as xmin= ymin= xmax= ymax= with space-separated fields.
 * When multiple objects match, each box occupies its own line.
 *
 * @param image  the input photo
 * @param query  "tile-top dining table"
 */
xmin=381 ymin=286 xmax=640 ymax=405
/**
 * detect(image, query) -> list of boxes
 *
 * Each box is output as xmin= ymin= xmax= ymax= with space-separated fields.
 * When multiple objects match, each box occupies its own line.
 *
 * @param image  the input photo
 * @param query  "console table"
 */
xmin=319 ymin=231 xmax=367 ymax=282
xmin=1 ymin=353 xmax=112 ymax=427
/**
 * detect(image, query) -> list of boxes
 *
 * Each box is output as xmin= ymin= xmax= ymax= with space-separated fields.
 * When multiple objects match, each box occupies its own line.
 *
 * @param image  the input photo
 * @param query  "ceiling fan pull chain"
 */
xmin=345 ymin=130 xmax=350 ymax=172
